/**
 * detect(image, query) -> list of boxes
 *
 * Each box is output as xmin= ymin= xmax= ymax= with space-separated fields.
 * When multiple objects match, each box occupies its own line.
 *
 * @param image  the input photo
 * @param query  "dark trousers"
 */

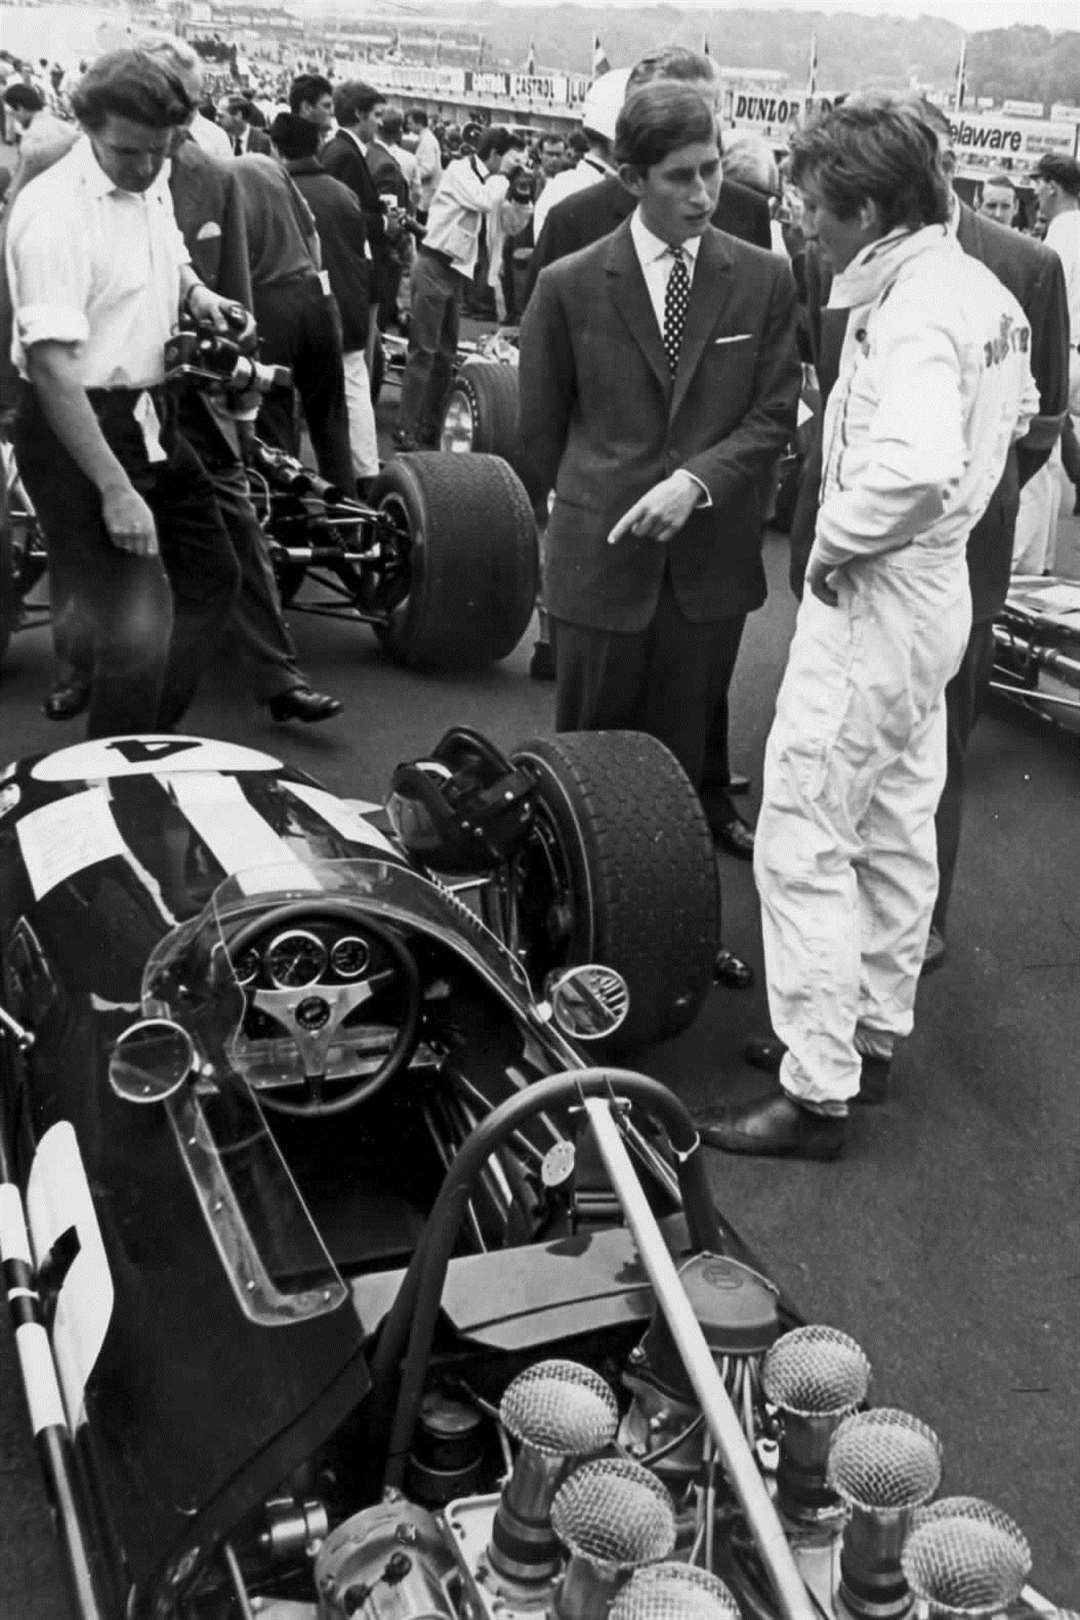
xmin=552 ymin=572 xmax=745 ymax=828
xmin=398 ymin=250 xmax=463 ymax=442
xmin=16 ymin=386 xmax=238 ymax=739
xmin=932 ymin=618 xmax=996 ymax=935
xmin=190 ymin=441 xmax=304 ymax=703
xmin=253 ymin=274 xmax=353 ymax=495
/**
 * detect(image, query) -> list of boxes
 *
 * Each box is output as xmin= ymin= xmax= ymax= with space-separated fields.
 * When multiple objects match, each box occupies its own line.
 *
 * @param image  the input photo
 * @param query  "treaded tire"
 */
xmin=510 ymin=731 xmax=720 ymax=1049
xmin=440 ymin=362 xmax=522 ymax=464
xmin=371 ymin=452 xmax=538 ymax=669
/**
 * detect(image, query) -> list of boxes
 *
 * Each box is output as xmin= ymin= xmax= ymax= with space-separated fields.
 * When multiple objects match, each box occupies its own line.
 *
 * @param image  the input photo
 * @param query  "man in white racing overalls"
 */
xmin=702 ymin=97 xmax=1038 ymax=1160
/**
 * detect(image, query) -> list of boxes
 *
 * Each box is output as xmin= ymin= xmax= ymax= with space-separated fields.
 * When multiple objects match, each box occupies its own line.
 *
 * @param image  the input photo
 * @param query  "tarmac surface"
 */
xmin=1 ymin=398 xmax=1078 ymax=1610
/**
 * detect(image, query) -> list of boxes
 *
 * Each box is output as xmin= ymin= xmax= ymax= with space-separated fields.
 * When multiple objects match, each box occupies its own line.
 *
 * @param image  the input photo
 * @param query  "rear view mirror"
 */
xmin=108 ymin=1018 xmax=195 ymax=1104
xmin=548 ymin=965 xmax=630 ymax=1041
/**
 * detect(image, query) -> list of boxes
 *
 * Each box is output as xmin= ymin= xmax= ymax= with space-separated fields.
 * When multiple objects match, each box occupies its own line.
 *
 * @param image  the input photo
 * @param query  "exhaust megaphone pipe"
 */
xmin=827 ymin=1408 xmax=943 ymax=1620
xmin=900 ymin=1496 xmax=1031 ymax=1617
xmin=550 ymin=1457 xmax=676 ymax=1620
xmin=610 ymin=1563 xmax=742 ymax=1620
xmin=762 ymin=1324 xmax=871 ymax=1524
xmin=487 ymin=1359 xmax=619 ymax=1586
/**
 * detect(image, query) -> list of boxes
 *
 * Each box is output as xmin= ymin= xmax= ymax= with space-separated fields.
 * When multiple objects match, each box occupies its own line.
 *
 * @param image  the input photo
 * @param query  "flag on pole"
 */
xmin=525 ymin=36 xmax=537 ymax=75
xmin=807 ymin=30 xmax=818 ymax=96
xmin=953 ymin=34 xmax=967 ymax=111
xmin=592 ymin=33 xmax=610 ymax=77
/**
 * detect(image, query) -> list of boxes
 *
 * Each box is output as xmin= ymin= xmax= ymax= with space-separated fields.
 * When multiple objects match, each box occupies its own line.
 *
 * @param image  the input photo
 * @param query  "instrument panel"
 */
xmin=231 ymin=923 xmax=384 ymax=992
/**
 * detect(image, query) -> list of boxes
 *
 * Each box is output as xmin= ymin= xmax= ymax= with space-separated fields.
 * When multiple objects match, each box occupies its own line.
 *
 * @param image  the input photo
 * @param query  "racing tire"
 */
xmin=371 ymin=452 xmax=538 ymax=669
xmin=439 ymin=361 xmax=522 ymax=467
xmin=510 ymin=731 xmax=721 ymax=1049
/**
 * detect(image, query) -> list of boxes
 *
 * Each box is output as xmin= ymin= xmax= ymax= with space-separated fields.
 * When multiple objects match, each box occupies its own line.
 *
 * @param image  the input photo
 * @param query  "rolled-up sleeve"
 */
xmin=6 ymin=195 xmax=91 ymax=352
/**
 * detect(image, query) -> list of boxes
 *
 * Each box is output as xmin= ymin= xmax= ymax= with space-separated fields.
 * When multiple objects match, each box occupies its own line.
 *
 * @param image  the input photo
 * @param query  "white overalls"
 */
xmin=755 ymin=226 xmax=1038 ymax=1109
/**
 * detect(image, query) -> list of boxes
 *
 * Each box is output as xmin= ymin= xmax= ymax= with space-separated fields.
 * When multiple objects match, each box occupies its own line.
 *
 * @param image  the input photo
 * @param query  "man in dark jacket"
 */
xmin=522 ymin=46 xmax=771 ymax=874
xmin=523 ymin=49 xmax=771 ymax=308
xmin=270 ymin=112 xmax=379 ymax=489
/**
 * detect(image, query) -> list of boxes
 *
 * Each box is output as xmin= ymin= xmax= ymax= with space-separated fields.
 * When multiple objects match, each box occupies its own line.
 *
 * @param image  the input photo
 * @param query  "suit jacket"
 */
xmin=288 ymin=159 xmax=371 ymax=349
xmin=518 ymin=220 xmax=800 ymax=632
xmin=169 ymin=137 xmax=254 ymax=308
xmin=237 ymin=127 xmax=272 ymax=157
xmin=523 ymin=172 xmax=771 ymax=306
xmin=789 ymin=211 xmax=1070 ymax=617
xmin=320 ymin=128 xmax=391 ymax=299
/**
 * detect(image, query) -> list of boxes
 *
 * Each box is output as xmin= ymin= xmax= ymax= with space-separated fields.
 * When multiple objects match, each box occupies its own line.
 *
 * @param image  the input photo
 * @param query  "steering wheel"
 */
xmin=225 ymin=900 xmax=421 ymax=1118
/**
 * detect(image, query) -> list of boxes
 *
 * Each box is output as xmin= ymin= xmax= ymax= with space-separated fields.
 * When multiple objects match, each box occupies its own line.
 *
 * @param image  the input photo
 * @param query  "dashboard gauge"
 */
xmin=264 ymin=929 xmax=327 ymax=989
xmin=329 ymin=934 xmax=371 ymax=980
xmin=233 ymin=946 xmax=262 ymax=987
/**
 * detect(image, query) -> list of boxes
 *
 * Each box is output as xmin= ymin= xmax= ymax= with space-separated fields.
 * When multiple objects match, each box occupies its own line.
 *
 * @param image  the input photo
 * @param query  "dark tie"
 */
xmin=662 ymin=245 xmax=690 ymax=374
xmin=233 ymin=136 xmax=243 ymax=157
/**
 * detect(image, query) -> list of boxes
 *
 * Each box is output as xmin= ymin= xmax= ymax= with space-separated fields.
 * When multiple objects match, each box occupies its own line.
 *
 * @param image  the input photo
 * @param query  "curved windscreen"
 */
xmin=137 ymin=859 xmax=533 ymax=1324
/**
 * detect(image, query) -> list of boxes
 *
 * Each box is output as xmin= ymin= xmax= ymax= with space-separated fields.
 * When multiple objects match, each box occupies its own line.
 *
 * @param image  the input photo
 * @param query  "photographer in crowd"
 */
xmin=4 ymin=49 xmax=241 ymax=739
xmin=395 ymin=123 xmax=531 ymax=451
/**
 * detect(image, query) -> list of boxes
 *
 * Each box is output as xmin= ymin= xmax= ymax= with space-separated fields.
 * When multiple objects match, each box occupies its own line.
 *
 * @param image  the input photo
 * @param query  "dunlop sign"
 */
xmin=730 ymin=91 xmax=839 ymax=138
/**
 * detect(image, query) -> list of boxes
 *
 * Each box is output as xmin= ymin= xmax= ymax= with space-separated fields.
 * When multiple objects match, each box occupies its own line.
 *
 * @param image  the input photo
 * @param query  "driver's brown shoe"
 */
xmin=698 ymin=1091 xmax=848 ymax=1160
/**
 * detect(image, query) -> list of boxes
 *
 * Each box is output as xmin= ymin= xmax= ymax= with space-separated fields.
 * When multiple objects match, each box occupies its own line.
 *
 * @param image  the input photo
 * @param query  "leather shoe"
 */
xmin=268 ymin=687 xmax=343 ymax=724
xmin=43 ymin=675 xmax=91 ymax=722
xmin=714 ymin=948 xmax=754 ymax=989
xmin=698 ymin=1091 xmax=847 ymax=1160
xmin=713 ymin=817 xmax=755 ymax=861
xmin=921 ymin=926 xmax=947 ymax=976
xmin=743 ymin=1034 xmax=889 ymax=1104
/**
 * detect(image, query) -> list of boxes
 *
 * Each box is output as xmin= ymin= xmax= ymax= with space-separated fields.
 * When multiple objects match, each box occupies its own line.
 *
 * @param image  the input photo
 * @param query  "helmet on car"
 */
xmin=386 ymin=728 xmax=535 ymax=872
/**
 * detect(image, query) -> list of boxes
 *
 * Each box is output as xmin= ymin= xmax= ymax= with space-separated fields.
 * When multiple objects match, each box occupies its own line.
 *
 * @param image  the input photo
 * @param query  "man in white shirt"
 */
xmin=5 ymin=49 xmax=240 ymax=737
xmin=395 ymin=125 xmax=531 ymax=450
xmin=405 ymin=108 xmax=441 ymax=222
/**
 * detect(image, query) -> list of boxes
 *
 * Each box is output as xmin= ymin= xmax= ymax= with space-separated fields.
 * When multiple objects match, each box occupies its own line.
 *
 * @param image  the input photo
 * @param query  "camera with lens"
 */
xmin=164 ymin=316 xmax=291 ymax=396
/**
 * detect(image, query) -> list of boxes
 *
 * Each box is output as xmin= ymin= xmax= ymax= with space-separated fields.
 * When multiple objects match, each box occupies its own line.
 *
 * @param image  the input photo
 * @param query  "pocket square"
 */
xmin=714 ymin=333 xmax=752 ymax=345
xmin=196 ymin=221 xmax=222 ymax=241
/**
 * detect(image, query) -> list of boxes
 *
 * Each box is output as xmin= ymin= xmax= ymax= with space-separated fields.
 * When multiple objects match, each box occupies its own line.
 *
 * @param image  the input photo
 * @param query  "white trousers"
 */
xmin=342 ymin=348 xmax=380 ymax=480
xmin=754 ymin=554 xmax=971 ymax=1107
xmin=1012 ymin=449 xmax=1063 ymax=577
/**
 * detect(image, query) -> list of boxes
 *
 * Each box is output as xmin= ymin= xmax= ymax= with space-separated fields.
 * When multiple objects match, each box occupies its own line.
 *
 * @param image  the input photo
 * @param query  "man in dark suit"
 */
xmin=320 ymin=80 xmax=401 ymax=331
xmin=218 ymin=96 xmax=272 ymax=156
xmin=271 ymin=112 xmax=379 ymax=491
xmin=519 ymin=82 xmax=799 ymax=880
xmin=523 ymin=49 xmax=771 ymax=309
xmin=778 ymin=103 xmax=1068 ymax=988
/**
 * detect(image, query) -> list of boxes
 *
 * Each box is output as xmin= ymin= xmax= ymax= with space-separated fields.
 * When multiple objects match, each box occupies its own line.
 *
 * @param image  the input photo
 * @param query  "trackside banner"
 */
xmin=727 ymin=90 xmax=841 ymax=139
xmin=947 ymin=113 xmax=1078 ymax=168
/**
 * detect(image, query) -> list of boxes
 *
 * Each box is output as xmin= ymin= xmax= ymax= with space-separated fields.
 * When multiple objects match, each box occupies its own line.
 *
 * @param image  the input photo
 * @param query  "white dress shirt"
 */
xmin=629 ymin=209 xmax=701 ymax=336
xmin=6 ymin=135 xmax=189 ymax=388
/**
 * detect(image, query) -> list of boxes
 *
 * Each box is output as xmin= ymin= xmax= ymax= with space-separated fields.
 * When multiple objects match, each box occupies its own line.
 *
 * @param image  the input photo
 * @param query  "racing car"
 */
xmin=0 ymin=438 xmax=538 ymax=675
xmin=991 ymin=573 xmax=1080 ymax=734
xmin=0 ymin=734 xmax=1056 ymax=1620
